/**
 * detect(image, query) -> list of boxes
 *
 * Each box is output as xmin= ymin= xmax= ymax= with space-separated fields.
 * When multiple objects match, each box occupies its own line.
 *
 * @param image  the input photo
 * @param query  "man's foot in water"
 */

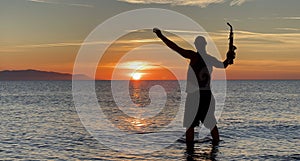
xmin=212 ymin=139 xmax=220 ymax=146
xmin=185 ymin=141 xmax=194 ymax=155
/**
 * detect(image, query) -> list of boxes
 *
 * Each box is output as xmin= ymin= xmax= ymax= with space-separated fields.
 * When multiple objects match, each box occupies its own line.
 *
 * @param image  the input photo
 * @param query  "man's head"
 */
xmin=194 ymin=36 xmax=207 ymax=53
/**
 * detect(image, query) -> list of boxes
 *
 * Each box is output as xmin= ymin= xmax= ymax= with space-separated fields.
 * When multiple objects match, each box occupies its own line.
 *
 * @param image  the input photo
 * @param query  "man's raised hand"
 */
xmin=153 ymin=28 xmax=162 ymax=37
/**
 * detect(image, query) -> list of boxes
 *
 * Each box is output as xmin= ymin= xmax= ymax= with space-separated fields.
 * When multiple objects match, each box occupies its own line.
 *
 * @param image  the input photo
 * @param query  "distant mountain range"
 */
xmin=0 ymin=70 xmax=90 ymax=80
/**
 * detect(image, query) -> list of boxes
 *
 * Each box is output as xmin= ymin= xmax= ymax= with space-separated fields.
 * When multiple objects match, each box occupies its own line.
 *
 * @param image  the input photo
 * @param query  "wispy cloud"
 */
xmin=280 ymin=17 xmax=300 ymax=20
xmin=117 ymin=0 xmax=251 ymax=7
xmin=232 ymin=60 xmax=300 ymax=73
xmin=13 ymin=29 xmax=300 ymax=50
xmin=275 ymin=28 xmax=300 ymax=31
xmin=230 ymin=0 xmax=249 ymax=6
xmin=208 ymin=29 xmax=300 ymax=58
xmin=165 ymin=29 xmax=206 ymax=34
xmin=0 ymin=48 xmax=25 ymax=53
xmin=15 ymin=41 xmax=107 ymax=48
xmin=27 ymin=0 xmax=94 ymax=8
xmin=115 ymin=61 xmax=161 ymax=70
xmin=28 ymin=0 xmax=57 ymax=4
xmin=69 ymin=3 xmax=94 ymax=8
xmin=126 ymin=29 xmax=206 ymax=34
xmin=210 ymin=30 xmax=300 ymax=44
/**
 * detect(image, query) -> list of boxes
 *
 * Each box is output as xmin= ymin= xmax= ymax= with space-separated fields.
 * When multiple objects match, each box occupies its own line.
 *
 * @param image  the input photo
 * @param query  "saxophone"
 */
xmin=227 ymin=22 xmax=237 ymax=64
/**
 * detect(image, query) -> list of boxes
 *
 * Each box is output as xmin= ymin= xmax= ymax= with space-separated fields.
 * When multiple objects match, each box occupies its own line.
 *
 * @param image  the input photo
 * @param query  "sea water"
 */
xmin=0 ymin=80 xmax=299 ymax=160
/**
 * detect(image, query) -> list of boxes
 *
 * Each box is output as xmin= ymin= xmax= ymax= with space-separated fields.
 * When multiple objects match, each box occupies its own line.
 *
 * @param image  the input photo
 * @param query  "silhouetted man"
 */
xmin=153 ymin=28 xmax=235 ymax=150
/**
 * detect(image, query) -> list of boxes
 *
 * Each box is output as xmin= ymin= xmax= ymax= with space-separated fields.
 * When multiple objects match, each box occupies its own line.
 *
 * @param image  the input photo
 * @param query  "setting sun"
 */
xmin=131 ymin=72 xmax=142 ymax=80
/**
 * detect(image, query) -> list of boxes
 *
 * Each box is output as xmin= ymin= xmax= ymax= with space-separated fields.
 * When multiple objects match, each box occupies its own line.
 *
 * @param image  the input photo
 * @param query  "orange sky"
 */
xmin=96 ymin=30 xmax=192 ymax=80
xmin=1 ymin=1 xmax=300 ymax=80
xmin=1 ymin=28 xmax=300 ymax=80
xmin=94 ymin=29 xmax=300 ymax=80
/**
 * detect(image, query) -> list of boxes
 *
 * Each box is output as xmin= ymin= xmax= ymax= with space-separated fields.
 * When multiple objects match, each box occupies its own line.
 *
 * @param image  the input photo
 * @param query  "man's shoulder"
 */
xmin=183 ymin=50 xmax=198 ymax=59
xmin=185 ymin=49 xmax=197 ymax=54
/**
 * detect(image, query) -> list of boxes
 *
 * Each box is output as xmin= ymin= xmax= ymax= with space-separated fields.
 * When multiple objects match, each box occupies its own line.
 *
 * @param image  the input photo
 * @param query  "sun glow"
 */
xmin=131 ymin=72 xmax=142 ymax=80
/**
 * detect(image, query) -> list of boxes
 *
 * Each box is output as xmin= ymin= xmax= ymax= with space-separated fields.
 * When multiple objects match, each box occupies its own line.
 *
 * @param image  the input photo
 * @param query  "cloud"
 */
xmin=69 ymin=3 xmax=94 ymax=8
xmin=232 ymin=60 xmax=300 ymax=73
xmin=15 ymin=41 xmax=107 ymax=48
xmin=27 ymin=0 xmax=94 ymax=8
xmin=230 ymin=0 xmax=248 ymax=6
xmin=115 ymin=61 xmax=161 ymax=70
xmin=117 ymin=0 xmax=250 ymax=7
xmin=14 ymin=29 xmax=300 ymax=50
xmin=280 ymin=17 xmax=300 ymax=20
xmin=165 ymin=29 xmax=206 ymax=34
xmin=210 ymin=29 xmax=300 ymax=44
xmin=208 ymin=29 xmax=300 ymax=59
xmin=0 ymin=48 xmax=25 ymax=53
xmin=275 ymin=28 xmax=300 ymax=31
xmin=28 ymin=0 xmax=59 ymax=4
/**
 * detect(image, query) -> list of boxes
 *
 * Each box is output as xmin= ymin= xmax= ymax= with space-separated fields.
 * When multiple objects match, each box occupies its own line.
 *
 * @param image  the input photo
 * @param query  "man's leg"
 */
xmin=186 ymin=127 xmax=194 ymax=151
xmin=211 ymin=125 xmax=220 ymax=146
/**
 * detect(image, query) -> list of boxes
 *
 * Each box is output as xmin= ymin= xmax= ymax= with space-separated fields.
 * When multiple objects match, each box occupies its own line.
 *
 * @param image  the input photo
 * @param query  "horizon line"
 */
xmin=1 ymin=79 xmax=299 ymax=81
xmin=1 ymin=69 xmax=300 ymax=81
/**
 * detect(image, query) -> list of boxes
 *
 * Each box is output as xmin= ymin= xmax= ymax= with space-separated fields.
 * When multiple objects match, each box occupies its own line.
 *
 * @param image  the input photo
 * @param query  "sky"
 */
xmin=0 ymin=0 xmax=299 ymax=80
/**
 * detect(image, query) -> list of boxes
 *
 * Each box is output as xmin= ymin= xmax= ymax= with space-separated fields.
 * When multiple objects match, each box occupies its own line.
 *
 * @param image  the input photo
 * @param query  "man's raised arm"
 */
xmin=153 ymin=28 xmax=192 ymax=59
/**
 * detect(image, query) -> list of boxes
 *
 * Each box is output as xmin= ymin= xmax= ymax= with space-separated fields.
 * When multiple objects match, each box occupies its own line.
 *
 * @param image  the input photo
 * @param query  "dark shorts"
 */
xmin=183 ymin=90 xmax=217 ymax=129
